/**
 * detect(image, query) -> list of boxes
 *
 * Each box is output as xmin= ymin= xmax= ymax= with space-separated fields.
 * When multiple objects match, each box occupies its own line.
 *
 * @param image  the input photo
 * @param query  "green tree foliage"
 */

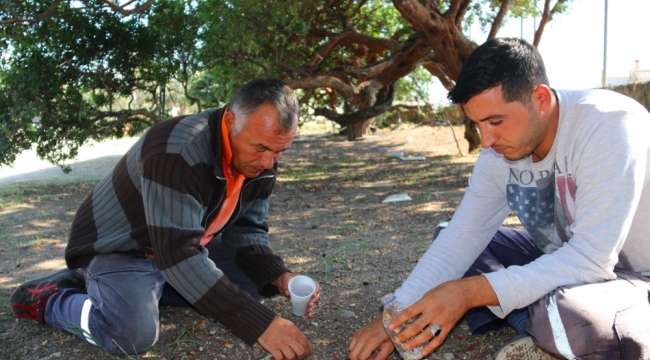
xmin=0 ymin=0 xmax=571 ymax=166
xmin=0 ymin=0 xmax=195 ymax=166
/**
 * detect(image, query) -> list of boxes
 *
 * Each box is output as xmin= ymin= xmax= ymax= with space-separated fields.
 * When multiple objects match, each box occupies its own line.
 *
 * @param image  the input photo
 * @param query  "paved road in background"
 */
xmin=0 ymin=137 xmax=139 ymax=187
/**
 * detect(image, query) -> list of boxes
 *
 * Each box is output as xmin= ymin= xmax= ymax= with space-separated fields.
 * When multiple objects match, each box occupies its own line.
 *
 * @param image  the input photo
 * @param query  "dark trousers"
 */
xmin=160 ymin=241 xmax=259 ymax=307
xmin=45 ymin=242 xmax=258 ymax=354
xmin=442 ymin=225 xmax=650 ymax=359
xmin=460 ymin=226 xmax=543 ymax=334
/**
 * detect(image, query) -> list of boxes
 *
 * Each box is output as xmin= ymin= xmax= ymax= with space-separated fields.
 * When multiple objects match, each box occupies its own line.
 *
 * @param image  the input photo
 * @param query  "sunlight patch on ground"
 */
xmin=0 ymin=276 xmax=19 ymax=288
xmin=32 ymin=259 xmax=67 ymax=271
xmin=284 ymin=256 xmax=313 ymax=265
xmin=0 ymin=258 xmax=68 ymax=289
xmin=10 ymin=227 xmax=41 ymax=238
xmin=0 ymin=205 xmax=35 ymax=216
xmin=29 ymin=219 xmax=64 ymax=229
xmin=412 ymin=202 xmax=445 ymax=213
xmin=339 ymin=288 xmax=362 ymax=297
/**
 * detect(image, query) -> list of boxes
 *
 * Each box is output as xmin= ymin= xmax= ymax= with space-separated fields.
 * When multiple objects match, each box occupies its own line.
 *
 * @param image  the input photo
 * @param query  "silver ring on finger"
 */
xmin=429 ymin=324 xmax=441 ymax=337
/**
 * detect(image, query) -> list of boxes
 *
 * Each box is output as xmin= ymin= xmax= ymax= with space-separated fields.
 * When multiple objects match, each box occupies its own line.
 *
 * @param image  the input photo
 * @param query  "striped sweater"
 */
xmin=65 ymin=107 xmax=290 ymax=345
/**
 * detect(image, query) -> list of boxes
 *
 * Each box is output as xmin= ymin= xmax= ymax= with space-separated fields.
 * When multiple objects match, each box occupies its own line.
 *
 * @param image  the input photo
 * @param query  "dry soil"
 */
xmin=0 ymin=123 xmax=519 ymax=360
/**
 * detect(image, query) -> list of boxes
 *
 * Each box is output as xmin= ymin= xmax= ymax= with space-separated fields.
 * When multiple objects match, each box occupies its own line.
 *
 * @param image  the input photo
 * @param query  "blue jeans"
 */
xmin=44 ymin=247 xmax=259 ymax=354
xmin=458 ymin=226 xmax=543 ymax=334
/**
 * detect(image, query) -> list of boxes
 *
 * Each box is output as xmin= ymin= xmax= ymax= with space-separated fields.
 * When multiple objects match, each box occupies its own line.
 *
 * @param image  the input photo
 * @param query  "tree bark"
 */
xmin=463 ymin=118 xmax=482 ymax=153
xmin=313 ymin=84 xmax=396 ymax=139
xmin=348 ymin=118 xmax=374 ymax=139
xmin=391 ymin=0 xmax=480 ymax=151
xmin=289 ymin=31 xmax=430 ymax=140
xmin=487 ymin=0 xmax=513 ymax=40
xmin=533 ymin=0 xmax=568 ymax=47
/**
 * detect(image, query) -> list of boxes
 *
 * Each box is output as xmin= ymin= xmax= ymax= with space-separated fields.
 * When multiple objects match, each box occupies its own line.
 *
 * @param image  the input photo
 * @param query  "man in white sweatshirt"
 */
xmin=348 ymin=37 xmax=650 ymax=360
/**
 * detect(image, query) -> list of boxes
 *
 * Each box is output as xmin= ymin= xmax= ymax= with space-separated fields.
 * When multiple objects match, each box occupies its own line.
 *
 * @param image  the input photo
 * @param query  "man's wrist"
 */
xmin=271 ymin=271 xmax=291 ymax=287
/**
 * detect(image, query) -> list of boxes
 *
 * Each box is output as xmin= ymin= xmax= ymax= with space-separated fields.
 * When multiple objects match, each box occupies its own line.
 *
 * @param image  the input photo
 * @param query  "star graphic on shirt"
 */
xmin=506 ymin=180 xmax=555 ymax=230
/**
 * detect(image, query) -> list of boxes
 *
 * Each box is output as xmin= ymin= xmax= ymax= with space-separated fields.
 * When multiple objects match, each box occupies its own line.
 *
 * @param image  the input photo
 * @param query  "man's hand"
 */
xmin=348 ymin=315 xmax=393 ymax=360
xmin=258 ymin=316 xmax=311 ymax=359
xmin=388 ymin=276 xmax=498 ymax=357
xmin=273 ymin=272 xmax=321 ymax=318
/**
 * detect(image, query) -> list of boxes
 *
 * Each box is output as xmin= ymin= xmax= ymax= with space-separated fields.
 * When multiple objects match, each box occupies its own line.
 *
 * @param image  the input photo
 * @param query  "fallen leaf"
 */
xmin=196 ymin=318 xmax=206 ymax=329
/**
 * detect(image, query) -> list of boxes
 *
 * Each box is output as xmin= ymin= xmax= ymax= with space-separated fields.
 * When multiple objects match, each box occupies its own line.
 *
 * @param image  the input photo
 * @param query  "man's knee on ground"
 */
xmin=98 ymin=318 xmax=160 ymax=355
xmin=528 ymin=279 xmax=650 ymax=358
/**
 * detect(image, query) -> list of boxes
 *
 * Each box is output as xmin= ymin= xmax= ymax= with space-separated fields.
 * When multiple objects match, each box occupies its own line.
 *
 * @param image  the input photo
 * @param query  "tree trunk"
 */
xmin=347 ymin=118 xmax=374 ymax=140
xmin=463 ymin=118 xmax=482 ymax=153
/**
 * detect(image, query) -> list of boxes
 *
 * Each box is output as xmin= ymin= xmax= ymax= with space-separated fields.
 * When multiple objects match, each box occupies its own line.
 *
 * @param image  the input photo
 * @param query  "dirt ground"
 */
xmin=0 ymin=123 xmax=519 ymax=360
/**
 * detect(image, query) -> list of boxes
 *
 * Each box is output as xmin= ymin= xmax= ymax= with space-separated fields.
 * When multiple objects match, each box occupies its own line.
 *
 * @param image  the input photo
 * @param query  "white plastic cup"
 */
xmin=288 ymin=275 xmax=316 ymax=316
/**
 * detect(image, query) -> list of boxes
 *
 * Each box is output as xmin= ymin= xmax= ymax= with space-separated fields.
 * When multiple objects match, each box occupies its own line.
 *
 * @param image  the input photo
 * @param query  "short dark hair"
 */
xmin=447 ymin=38 xmax=549 ymax=105
xmin=229 ymin=78 xmax=299 ymax=134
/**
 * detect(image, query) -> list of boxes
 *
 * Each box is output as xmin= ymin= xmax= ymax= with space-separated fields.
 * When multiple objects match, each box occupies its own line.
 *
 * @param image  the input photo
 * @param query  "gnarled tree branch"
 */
xmin=0 ymin=0 xmax=63 ymax=25
xmin=533 ymin=0 xmax=568 ymax=47
xmin=487 ymin=0 xmax=513 ymax=40
xmin=99 ymin=0 xmax=153 ymax=16
xmin=1 ymin=0 xmax=153 ymax=25
xmin=314 ymin=83 xmax=395 ymax=126
xmin=308 ymin=28 xmax=401 ymax=68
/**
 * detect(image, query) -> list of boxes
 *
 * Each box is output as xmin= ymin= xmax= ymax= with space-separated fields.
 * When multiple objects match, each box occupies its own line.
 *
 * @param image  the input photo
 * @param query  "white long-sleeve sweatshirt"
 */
xmin=395 ymin=89 xmax=650 ymax=318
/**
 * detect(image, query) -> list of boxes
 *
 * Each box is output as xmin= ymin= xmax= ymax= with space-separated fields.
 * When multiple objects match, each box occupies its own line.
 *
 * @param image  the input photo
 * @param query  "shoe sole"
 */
xmin=494 ymin=336 xmax=563 ymax=360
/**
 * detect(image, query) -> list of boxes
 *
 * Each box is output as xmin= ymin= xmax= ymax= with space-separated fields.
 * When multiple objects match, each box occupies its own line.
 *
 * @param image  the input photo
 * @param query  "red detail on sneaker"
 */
xmin=13 ymin=289 xmax=60 ymax=324
xmin=27 ymin=282 xmax=58 ymax=301
xmin=12 ymin=269 xmax=86 ymax=323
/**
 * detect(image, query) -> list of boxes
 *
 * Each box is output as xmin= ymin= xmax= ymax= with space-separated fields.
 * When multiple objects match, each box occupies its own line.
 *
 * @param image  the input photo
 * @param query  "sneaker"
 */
xmin=11 ymin=268 xmax=86 ymax=323
xmin=494 ymin=335 xmax=563 ymax=360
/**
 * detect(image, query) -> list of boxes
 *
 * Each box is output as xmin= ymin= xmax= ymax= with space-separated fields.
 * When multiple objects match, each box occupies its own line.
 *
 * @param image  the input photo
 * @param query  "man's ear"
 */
xmin=223 ymin=108 xmax=236 ymax=131
xmin=532 ymin=85 xmax=553 ymax=112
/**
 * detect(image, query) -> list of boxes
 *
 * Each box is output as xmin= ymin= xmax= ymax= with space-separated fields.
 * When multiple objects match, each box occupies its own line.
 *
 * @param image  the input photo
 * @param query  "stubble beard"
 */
xmin=503 ymin=110 xmax=547 ymax=161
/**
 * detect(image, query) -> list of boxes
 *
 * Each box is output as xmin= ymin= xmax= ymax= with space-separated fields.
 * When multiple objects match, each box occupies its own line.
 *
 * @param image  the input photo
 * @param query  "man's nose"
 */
xmin=260 ymin=152 xmax=279 ymax=169
xmin=480 ymin=126 xmax=498 ymax=149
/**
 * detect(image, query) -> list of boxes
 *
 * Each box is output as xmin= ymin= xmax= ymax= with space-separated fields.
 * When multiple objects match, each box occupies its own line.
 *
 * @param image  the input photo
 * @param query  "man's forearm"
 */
xmin=456 ymin=275 xmax=499 ymax=309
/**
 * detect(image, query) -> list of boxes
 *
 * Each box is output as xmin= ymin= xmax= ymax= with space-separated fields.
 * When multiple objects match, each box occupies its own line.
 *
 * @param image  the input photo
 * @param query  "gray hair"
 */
xmin=228 ymin=78 xmax=299 ymax=134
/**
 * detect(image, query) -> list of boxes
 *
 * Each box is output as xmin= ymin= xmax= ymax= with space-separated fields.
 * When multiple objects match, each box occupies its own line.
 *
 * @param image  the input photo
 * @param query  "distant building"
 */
xmin=606 ymin=60 xmax=650 ymax=87
xmin=630 ymin=60 xmax=650 ymax=83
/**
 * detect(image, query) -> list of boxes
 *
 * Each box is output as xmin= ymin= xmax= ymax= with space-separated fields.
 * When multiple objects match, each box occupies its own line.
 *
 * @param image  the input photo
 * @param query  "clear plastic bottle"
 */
xmin=380 ymin=293 xmax=425 ymax=360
